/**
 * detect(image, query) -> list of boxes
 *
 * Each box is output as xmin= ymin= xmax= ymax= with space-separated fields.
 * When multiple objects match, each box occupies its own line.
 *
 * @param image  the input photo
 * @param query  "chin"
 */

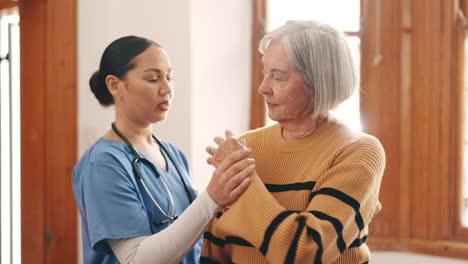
xmin=267 ymin=112 xmax=279 ymax=122
xmin=152 ymin=114 xmax=168 ymax=123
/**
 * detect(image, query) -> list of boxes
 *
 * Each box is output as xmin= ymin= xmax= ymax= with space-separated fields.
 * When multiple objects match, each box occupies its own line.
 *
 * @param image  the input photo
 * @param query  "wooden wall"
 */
xmin=20 ymin=0 xmax=77 ymax=263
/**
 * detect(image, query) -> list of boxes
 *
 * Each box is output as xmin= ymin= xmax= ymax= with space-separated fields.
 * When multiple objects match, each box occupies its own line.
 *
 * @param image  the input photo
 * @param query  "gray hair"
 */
xmin=259 ymin=21 xmax=358 ymax=118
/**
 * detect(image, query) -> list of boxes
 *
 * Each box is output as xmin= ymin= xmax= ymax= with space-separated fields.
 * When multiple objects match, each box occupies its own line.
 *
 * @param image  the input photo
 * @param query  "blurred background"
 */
xmin=2 ymin=0 xmax=468 ymax=263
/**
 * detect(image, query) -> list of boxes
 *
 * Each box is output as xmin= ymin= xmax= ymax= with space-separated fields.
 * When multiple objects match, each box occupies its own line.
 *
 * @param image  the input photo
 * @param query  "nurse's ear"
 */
xmin=105 ymin=75 xmax=124 ymax=103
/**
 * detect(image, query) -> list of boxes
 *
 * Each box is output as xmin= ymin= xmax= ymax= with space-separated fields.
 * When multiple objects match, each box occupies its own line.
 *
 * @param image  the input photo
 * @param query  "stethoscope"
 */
xmin=111 ymin=123 xmax=194 ymax=225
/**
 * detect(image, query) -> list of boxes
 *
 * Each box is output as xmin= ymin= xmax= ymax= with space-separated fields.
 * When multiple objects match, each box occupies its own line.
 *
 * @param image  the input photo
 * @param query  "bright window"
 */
xmin=0 ymin=12 xmax=20 ymax=264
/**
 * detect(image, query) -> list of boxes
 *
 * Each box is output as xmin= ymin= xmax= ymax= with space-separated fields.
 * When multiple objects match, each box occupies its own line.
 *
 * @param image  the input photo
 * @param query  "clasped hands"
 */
xmin=205 ymin=130 xmax=255 ymax=207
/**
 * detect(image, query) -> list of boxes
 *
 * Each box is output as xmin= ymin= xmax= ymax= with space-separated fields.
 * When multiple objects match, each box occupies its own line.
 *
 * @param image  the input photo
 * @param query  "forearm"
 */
xmin=212 ymin=168 xmax=379 ymax=263
xmin=109 ymin=190 xmax=221 ymax=264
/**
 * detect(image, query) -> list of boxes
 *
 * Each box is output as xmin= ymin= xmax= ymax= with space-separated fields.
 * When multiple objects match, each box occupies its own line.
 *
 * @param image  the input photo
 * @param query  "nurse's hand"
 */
xmin=206 ymin=148 xmax=255 ymax=207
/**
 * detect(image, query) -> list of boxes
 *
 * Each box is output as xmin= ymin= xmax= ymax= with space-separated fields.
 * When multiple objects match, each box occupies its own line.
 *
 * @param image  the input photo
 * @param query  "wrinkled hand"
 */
xmin=206 ymin=148 xmax=255 ymax=207
xmin=206 ymin=130 xmax=247 ymax=168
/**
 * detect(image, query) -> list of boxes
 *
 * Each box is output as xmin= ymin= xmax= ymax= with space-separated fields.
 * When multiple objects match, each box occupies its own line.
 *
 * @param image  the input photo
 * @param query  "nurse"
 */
xmin=72 ymin=36 xmax=255 ymax=264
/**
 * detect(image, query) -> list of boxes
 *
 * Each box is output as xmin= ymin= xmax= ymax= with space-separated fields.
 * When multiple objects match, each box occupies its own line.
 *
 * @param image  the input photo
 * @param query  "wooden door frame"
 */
xmin=20 ymin=0 xmax=77 ymax=263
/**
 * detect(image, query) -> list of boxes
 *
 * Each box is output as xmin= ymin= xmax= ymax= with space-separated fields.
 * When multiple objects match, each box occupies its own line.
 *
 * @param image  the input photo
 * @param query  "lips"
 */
xmin=266 ymin=102 xmax=278 ymax=108
xmin=157 ymin=101 xmax=169 ymax=111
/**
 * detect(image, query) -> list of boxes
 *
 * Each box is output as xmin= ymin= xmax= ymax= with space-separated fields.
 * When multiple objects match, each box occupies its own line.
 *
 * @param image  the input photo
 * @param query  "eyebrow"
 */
xmin=271 ymin=69 xmax=288 ymax=74
xmin=143 ymin=68 xmax=173 ymax=73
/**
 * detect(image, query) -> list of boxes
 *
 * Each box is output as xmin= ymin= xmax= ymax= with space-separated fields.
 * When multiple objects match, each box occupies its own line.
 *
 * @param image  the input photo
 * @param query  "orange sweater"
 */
xmin=200 ymin=118 xmax=385 ymax=264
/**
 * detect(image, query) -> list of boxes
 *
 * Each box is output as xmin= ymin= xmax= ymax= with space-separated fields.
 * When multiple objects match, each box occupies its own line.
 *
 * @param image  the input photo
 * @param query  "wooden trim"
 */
xmin=404 ymin=239 xmax=468 ymax=260
xmin=360 ymin=0 xmax=402 ymax=241
xmin=462 ymin=0 xmax=468 ymax=16
xmin=249 ymin=0 xmax=267 ymax=129
xmin=455 ymin=0 xmax=468 ymax=243
xmin=20 ymin=0 xmax=78 ymax=263
xmin=20 ymin=1 xmax=46 ymax=262
xmin=409 ymin=0 xmax=455 ymax=241
xmin=399 ymin=0 xmax=412 ymax=242
xmin=367 ymin=237 xmax=405 ymax=251
xmin=0 ymin=2 xmax=17 ymax=10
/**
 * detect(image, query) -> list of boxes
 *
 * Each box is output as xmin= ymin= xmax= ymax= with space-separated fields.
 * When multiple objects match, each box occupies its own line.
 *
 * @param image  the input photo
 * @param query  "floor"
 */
xmin=372 ymin=252 xmax=468 ymax=264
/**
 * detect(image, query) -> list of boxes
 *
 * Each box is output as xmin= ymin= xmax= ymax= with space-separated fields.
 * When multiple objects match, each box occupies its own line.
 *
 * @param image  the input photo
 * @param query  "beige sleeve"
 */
xmin=108 ymin=190 xmax=221 ymax=264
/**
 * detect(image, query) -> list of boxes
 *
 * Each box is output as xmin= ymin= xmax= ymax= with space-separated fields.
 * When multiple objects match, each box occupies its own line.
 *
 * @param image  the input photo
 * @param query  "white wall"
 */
xmin=78 ymin=0 xmax=251 ymax=189
xmin=190 ymin=0 xmax=252 ymax=189
xmin=78 ymin=0 xmax=251 ymax=262
xmin=78 ymin=0 xmax=194 ymax=158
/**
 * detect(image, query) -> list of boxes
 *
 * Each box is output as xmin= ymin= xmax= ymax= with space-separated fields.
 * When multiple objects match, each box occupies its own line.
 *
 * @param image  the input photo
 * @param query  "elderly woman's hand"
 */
xmin=206 ymin=130 xmax=248 ymax=168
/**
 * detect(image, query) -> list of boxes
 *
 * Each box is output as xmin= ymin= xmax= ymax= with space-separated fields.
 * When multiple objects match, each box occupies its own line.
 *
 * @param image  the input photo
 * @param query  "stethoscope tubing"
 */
xmin=111 ymin=123 xmax=193 ymax=224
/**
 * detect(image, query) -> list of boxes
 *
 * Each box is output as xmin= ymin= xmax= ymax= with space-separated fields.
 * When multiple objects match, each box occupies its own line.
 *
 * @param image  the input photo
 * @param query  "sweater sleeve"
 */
xmin=201 ymin=137 xmax=385 ymax=264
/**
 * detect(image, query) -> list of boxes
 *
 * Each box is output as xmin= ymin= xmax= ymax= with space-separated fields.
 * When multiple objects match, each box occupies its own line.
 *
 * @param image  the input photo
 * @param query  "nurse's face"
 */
xmin=119 ymin=45 xmax=174 ymax=125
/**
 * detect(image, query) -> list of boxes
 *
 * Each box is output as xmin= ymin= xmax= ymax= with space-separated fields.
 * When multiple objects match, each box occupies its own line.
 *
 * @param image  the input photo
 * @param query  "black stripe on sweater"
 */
xmin=203 ymin=232 xmax=254 ymax=248
xmin=309 ymin=188 xmax=364 ymax=230
xmin=203 ymin=232 xmax=225 ymax=247
xmin=307 ymin=226 xmax=323 ymax=264
xmin=215 ymin=211 xmax=223 ymax=219
xmin=285 ymin=217 xmax=307 ymax=263
xmin=226 ymin=236 xmax=254 ymax=247
xmin=200 ymin=256 xmax=221 ymax=264
xmin=349 ymin=235 xmax=368 ymax=248
xmin=265 ymin=181 xmax=316 ymax=192
xmin=260 ymin=210 xmax=297 ymax=255
xmin=309 ymin=210 xmax=346 ymax=253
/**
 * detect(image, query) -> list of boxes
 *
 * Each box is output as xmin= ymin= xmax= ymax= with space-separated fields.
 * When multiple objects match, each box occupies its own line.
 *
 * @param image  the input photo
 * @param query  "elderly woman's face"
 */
xmin=259 ymin=40 xmax=312 ymax=123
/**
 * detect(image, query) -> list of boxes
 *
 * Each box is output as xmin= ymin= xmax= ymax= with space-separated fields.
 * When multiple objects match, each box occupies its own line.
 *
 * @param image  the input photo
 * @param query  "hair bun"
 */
xmin=89 ymin=70 xmax=114 ymax=106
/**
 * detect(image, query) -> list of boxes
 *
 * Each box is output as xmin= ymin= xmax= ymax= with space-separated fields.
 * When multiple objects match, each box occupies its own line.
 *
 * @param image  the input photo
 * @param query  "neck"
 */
xmin=280 ymin=115 xmax=326 ymax=141
xmin=113 ymin=112 xmax=154 ymax=145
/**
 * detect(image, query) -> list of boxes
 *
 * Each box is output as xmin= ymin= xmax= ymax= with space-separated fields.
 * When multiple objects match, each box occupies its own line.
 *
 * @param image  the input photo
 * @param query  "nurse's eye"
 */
xmin=148 ymin=79 xmax=159 ymax=83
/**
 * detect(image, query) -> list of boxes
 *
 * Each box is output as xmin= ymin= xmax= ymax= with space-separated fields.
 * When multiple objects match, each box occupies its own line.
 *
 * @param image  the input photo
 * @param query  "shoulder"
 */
xmin=329 ymin=121 xmax=385 ymax=174
xmin=239 ymin=123 xmax=277 ymax=145
xmin=73 ymin=138 xmax=132 ymax=178
xmin=81 ymin=138 xmax=130 ymax=165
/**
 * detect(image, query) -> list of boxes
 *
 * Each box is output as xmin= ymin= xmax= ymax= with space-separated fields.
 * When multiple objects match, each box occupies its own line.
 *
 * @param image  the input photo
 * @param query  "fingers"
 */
xmin=224 ymin=158 xmax=255 ymax=180
xmin=229 ymin=177 xmax=251 ymax=201
xmin=207 ymin=158 xmax=254 ymax=207
xmin=214 ymin=136 xmax=224 ymax=146
xmin=207 ymin=156 xmax=219 ymax=167
xmin=225 ymin=163 xmax=255 ymax=191
xmin=225 ymin=130 xmax=233 ymax=139
xmin=205 ymin=146 xmax=217 ymax=156
xmin=216 ymin=149 xmax=252 ymax=174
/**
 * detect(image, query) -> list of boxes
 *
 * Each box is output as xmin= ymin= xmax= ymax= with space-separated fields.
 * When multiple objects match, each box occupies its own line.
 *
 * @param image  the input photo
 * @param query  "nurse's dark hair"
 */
xmin=89 ymin=35 xmax=160 ymax=106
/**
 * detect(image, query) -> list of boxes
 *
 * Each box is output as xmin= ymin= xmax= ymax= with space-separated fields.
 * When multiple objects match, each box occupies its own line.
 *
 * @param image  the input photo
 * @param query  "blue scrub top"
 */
xmin=72 ymin=137 xmax=200 ymax=264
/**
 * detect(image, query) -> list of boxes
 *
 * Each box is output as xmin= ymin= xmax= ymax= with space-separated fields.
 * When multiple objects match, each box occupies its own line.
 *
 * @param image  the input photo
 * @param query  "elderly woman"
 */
xmin=200 ymin=21 xmax=385 ymax=264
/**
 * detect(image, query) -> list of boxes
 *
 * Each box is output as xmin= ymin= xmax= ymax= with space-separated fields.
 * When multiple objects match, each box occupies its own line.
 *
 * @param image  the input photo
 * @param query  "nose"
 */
xmin=159 ymin=79 xmax=173 ymax=96
xmin=258 ymin=77 xmax=272 ymax=96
